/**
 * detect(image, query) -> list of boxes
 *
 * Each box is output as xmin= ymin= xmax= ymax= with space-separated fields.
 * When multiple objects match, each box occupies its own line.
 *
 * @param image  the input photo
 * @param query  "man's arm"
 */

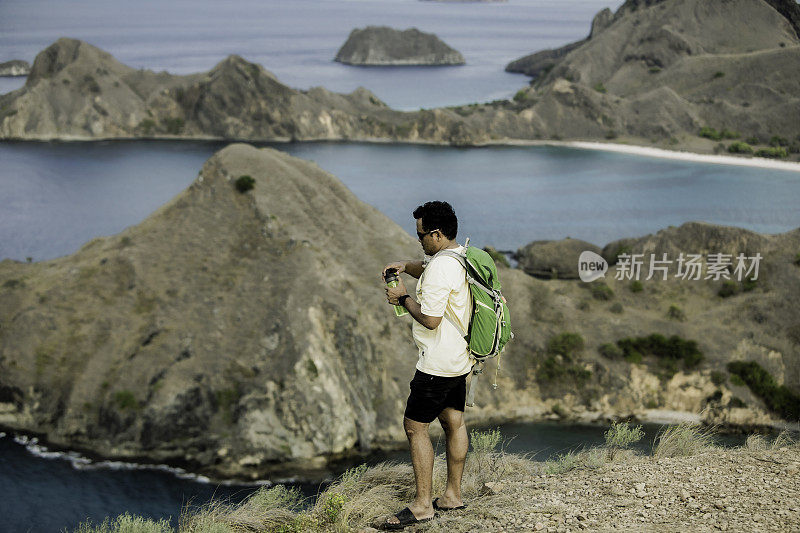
xmin=400 ymin=295 xmax=442 ymax=330
xmin=385 ymin=280 xmax=441 ymax=330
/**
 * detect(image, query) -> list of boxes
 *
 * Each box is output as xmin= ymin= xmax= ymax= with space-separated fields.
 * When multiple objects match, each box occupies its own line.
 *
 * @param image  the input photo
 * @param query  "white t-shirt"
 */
xmin=412 ymin=245 xmax=473 ymax=377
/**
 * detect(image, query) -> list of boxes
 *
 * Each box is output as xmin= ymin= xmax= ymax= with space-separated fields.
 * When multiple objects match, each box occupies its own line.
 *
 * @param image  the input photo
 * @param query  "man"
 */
xmin=381 ymin=201 xmax=472 ymax=530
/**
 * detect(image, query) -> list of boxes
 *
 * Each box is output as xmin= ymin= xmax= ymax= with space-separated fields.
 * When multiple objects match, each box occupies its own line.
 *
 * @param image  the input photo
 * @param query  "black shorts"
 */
xmin=404 ymin=370 xmax=469 ymax=424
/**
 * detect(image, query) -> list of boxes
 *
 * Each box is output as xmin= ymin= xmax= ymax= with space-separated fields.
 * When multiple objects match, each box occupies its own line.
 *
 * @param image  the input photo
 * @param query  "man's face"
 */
xmin=416 ymin=218 xmax=438 ymax=256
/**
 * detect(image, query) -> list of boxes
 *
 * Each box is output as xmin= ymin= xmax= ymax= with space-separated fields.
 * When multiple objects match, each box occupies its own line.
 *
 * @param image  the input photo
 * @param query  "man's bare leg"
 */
xmin=385 ymin=417 xmax=435 ymax=525
xmin=437 ymin=407 xmax=467 ymax=508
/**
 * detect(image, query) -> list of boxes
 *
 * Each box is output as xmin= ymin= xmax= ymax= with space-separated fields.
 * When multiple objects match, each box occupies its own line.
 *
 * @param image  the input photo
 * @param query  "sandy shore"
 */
xmin=564 ymin=141 xmax=800 ymax=172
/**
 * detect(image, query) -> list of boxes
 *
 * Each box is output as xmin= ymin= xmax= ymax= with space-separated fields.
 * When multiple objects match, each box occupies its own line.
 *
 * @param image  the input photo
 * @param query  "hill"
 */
xmin=334 ymin=26 xmax=465 ymax=66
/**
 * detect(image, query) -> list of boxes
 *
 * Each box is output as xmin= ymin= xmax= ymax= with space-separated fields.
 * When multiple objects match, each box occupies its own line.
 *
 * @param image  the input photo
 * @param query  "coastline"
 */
xmin=4 ymin=134 xmax=800 ymax=172
xmin=565 ymin=141 xmax=800 ymax=173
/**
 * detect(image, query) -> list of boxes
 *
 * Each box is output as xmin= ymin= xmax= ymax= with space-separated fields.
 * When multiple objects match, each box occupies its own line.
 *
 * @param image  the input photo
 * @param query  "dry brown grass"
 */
xmin=653 ymin=422 xmax=717 ymax=458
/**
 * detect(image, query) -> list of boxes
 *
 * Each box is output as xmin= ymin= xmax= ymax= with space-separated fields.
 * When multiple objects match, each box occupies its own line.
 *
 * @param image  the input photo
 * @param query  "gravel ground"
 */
xmin=407 ymin=446 xmax=800 ymax=532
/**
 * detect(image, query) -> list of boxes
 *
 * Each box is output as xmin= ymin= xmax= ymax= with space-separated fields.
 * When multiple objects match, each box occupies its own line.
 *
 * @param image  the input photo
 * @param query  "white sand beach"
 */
xmin=564 ymin=141 xmax=800 ymax=172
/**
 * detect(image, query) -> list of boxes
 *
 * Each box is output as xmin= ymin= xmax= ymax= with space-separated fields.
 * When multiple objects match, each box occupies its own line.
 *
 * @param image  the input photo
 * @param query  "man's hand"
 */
xmin=384 ymin=276 xmax=408 ymax=305
xmin=382 ymin=260 xmax=425 ymax=280
xmin=381 ymin=261 xmax=406 ymax=282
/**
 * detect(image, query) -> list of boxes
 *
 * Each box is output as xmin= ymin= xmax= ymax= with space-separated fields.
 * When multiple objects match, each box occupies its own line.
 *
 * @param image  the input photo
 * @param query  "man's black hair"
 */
xmin=413 ymin=201 xmax=458 ymax=240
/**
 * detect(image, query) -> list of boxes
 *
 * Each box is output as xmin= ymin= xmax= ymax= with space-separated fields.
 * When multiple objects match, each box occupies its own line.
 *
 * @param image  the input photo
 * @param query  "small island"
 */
xmin=334 ymin=26 xmax=465 ymax=66
xmin=0 ymin=60 xmax=31 ymax=77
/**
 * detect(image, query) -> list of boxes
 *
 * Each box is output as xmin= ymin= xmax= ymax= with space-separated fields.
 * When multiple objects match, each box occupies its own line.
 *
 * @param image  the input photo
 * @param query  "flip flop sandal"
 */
xmin=432 ymin=497 xmax=467 ymax=512
xmin=381 ymin=507 xmax=434 ymax=530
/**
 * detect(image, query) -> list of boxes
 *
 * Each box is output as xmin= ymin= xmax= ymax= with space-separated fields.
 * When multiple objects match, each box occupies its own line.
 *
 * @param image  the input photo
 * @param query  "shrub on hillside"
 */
xmin=755 ymin=147 xmax=788 ymax=158
xmin=547 ymin=332 xmax=585 ymax=358
xmin=590 ymin=282 xmax=614 ymax=300
xmin=727 ymin=361 xmax=800 ymax=420
xmin=728 ymin=141 xmax=753 ymax=154
xmin=616 ymin=333 xmax=703 ymax=372
xmin=235 ymin=175 xmax=255 ymax=193
xmin=604 ymin=421 xmax=644 ymax=460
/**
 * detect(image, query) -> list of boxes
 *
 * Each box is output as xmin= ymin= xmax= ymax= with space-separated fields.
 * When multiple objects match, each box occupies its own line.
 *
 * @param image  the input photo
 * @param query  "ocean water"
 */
xmin=1 ymin=140 xmax=800 ymax=262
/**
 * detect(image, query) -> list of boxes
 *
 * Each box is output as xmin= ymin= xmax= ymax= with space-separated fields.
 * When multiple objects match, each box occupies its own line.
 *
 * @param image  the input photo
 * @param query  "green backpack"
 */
xmin=439 ymin=239 xmax=513 ymax=405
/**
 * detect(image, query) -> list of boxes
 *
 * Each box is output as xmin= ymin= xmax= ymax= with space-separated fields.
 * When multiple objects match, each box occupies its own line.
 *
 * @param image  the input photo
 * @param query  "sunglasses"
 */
xmin=417 ymin=229 xmax=439 ymax=240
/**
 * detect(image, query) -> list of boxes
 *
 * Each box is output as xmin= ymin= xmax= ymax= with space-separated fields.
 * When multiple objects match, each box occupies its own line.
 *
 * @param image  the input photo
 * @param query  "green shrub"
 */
xmin=513 ymin=89 xmax=528 ymax=102
xmin=610 ymin=302 xmax=624 ymax=314
xmin=616 ymin=333 xmax=703 ymax=370
xmin=745 ymin=136 xmax=760 ymax=145
xmin=700 ymin=126 xmax=739 ymax=141
xmin=667 ymin=304 xmax=686 ymax=321
xmin=727 ymin=361 xmax=800 ymax=420
xmin=593 ymin=82 xmax=607 ymax=93
xmin=718 ymin=280 xmax=738 ymax=298
xmin=538 ymin=356 xmax=591 ymax=385
xmin=613 ymin=244 xmax=632 ymax=262
xmin=741 ymin=277 xmax=758 ymax=292
xmin=649 ymin=67 xmax=661 ymax=73
xmin=630 ymin=280 xmax=644 ymax=292
xmin=730 ymin=373 xmax=745 ymax=387
xmin=137 ymin=119 xmax=156 ymax=135
xmin=163 ymin=117 xmax=184 ymax=135
xmin=794 ymin=252 xmax=800 ymax=267
xmin=700 ymin=126 xmax=722 ymax=140
xmin=470 ymin=428 xmax=502 ymax=454
xmin=710 ymin=371 xmax=726 ymax=386
xmin=729 ymin=396 xmax=746 ymax=408
xmin=83 ymin=74 xmax=101 ymax=93
xmin=728 ymin=141 xmax=753 ymax=154
xmin=235 ymin=175 xmax=255 ymax=193
xmin=590 ymin=282 xmax=614 ymax=300
xmin=112 ymin=390 xmax=139 ymax=411
xmin=769 ymin=135 xmax=789 ymax=147
xmin=73 ymin=512 xmax=172 ymax=533
xmin=547 ymin=332 xmax=585 ymax=358
xmin=599 ymin=343 xmax=623 ymax=359
xmin=604 ymin=421 xmax=644 ymax=460
xmin=713 ymin=71 xmax=725 ymax=79
xmin=755 ymin=147 xmax=788 ymax=158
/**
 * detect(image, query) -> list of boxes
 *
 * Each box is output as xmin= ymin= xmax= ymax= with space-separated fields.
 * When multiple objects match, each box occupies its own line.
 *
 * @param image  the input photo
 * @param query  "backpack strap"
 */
xmin=438 ymin=249 xmax=497 ymax=298
xmin=465 ymin=361 xmax=484 ymax=407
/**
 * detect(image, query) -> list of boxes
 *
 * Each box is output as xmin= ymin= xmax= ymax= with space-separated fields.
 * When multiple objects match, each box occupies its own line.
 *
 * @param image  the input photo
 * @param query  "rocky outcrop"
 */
xmin=334 ymin=26 xmax=465 ymax=66
xmin=505 ymin=8 xmax=613 ymax=78
xmin=0 ymin=60 xmax=30 ymax=77
xmin=503 ymin=0 xmax=800 ymax=151
xmin=0 ymin=38 xmax=487 ymax=145
xmin=516 ymin=238 xmax=601 ymax=279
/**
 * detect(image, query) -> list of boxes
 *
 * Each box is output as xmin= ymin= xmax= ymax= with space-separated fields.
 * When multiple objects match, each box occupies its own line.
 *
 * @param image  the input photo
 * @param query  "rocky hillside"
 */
xmin=1 ymin=145 xmax=798 ymax=480
xmin=503 ymin=0 xmax=800 ymax=154
xmin=334 ymin=26 xmax=465 ymax=66
xmin=0 ymin=144 xmax=425 ymax=480
xmin=0 ymin=38 xmax=428 ymax=142
xmin=4 ymin=0 xmax=800 ymax=159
